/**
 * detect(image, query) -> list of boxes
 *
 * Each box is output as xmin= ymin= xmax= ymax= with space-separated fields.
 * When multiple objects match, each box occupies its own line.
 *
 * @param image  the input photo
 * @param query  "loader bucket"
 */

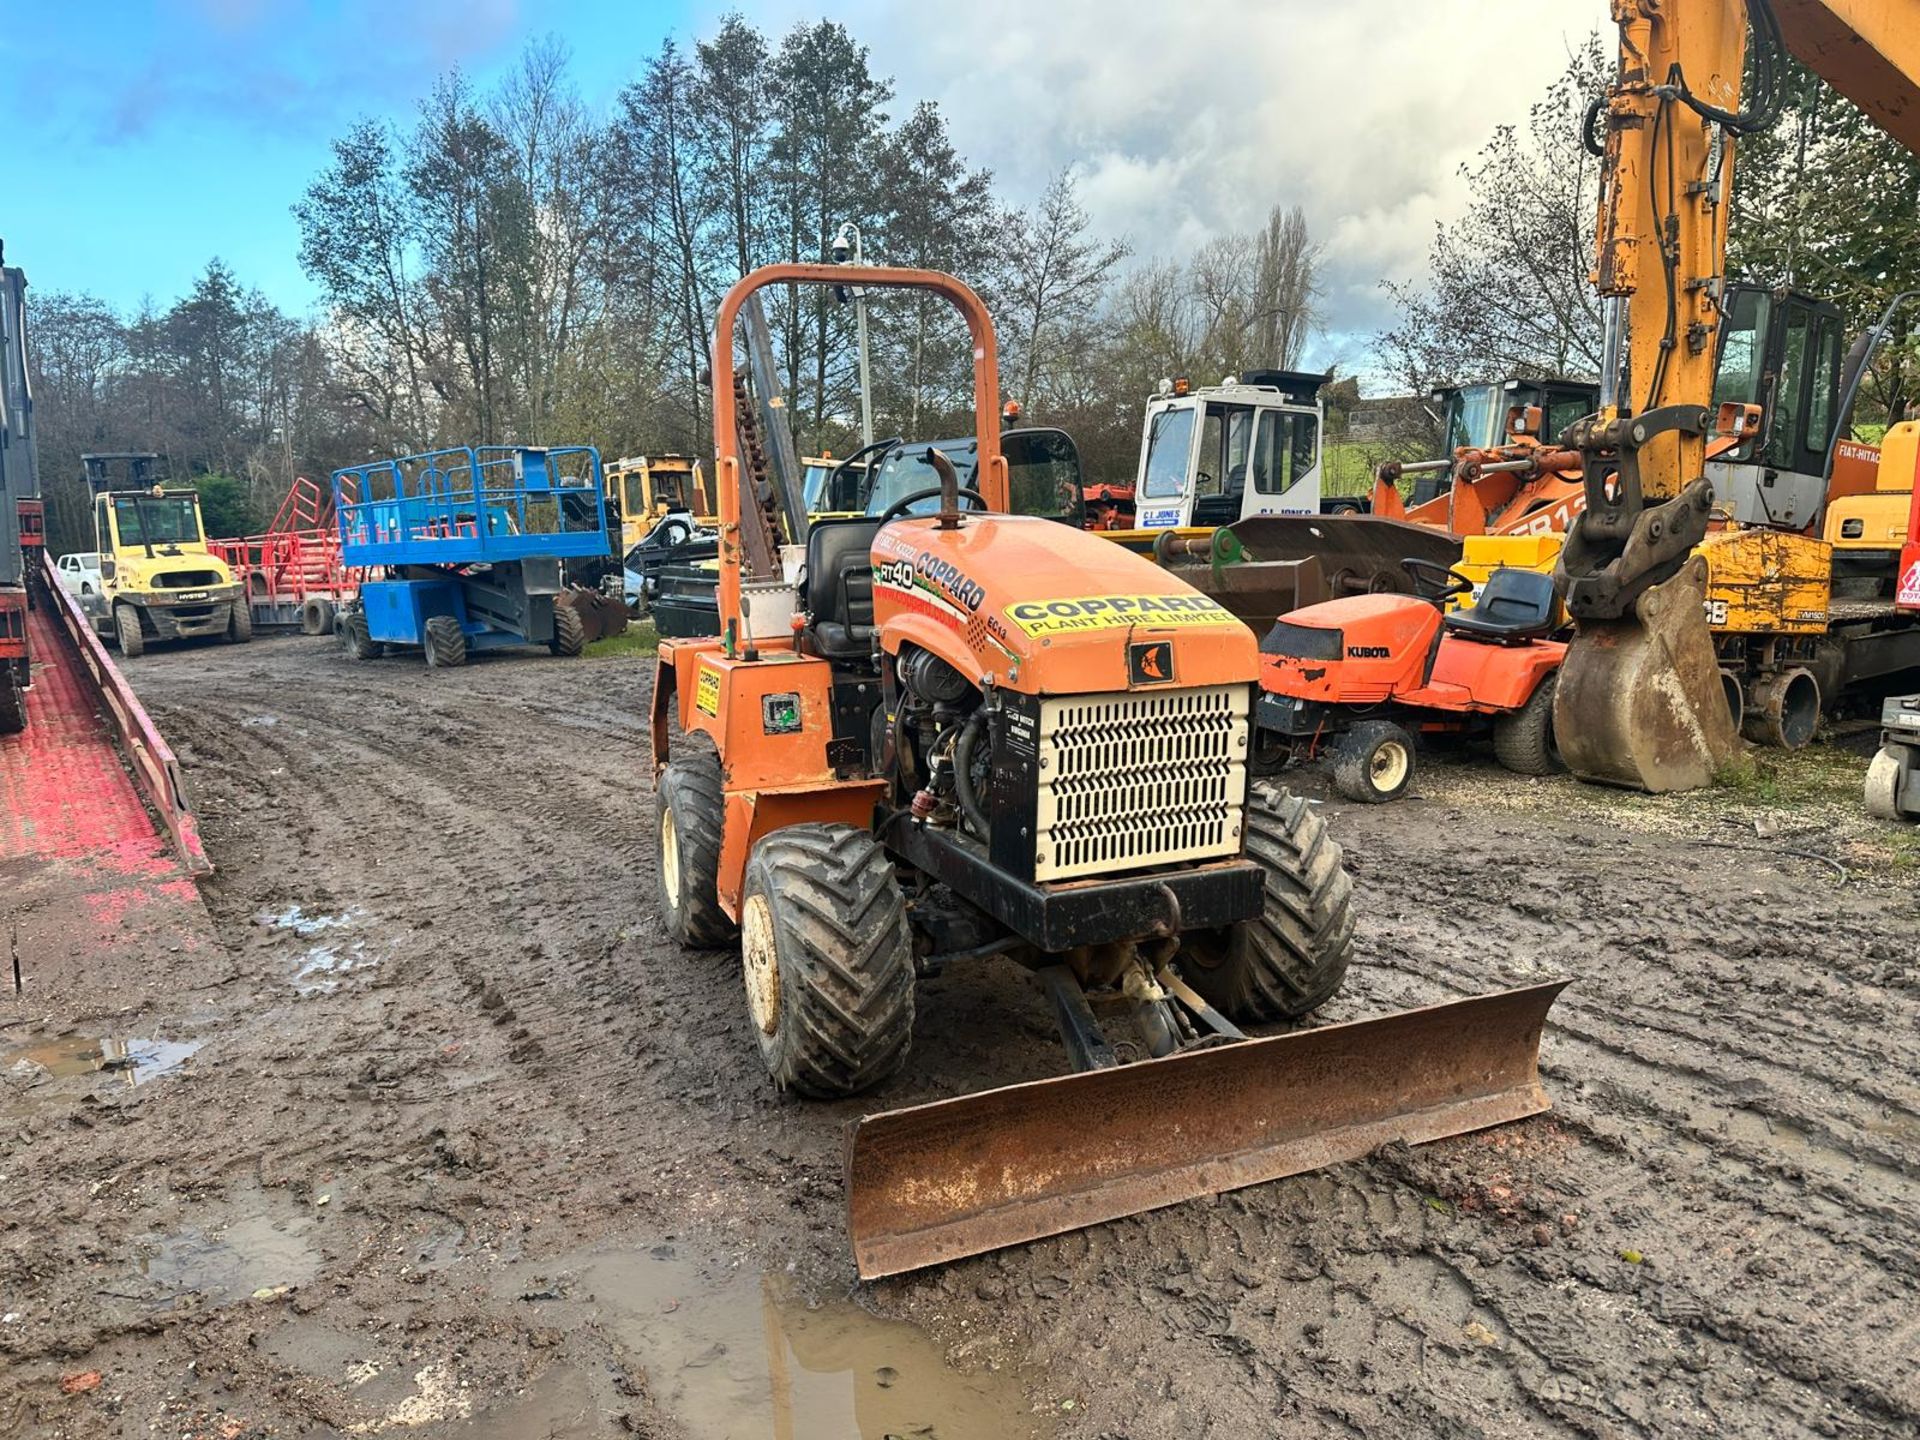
xmin=1552 ymin=555 xmax=1737 ymax=792
xmin=846 ymin=981 xmax=1566 ymax=1280
xmin=1171 ymin=515 xmax=1464 ymax=626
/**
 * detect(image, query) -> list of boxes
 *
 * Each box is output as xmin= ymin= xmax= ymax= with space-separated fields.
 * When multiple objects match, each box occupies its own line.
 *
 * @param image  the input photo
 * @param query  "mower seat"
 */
xmin=806 ymin=516 xmax=883 ymax=660
xmin=1442 ymin=567 xmax=1557 ymax=643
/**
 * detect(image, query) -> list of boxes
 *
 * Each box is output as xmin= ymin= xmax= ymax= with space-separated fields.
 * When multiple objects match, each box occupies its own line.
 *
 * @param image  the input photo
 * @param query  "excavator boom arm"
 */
xmin=1555 ymin=0 xmax=1920 ymax=792
xmin=1774 ymin=0 xmax=1920 ymax=152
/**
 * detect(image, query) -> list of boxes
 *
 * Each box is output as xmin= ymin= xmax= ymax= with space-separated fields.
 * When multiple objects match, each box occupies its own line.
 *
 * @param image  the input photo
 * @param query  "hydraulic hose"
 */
xmin=953 ymin=709 xmax=990 ymax=839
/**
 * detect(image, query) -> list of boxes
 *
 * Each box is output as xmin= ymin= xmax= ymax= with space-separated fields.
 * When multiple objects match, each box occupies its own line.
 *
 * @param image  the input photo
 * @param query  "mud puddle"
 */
xmin=2 ymin=1034 xmax=201 ymax=1097
xmin=128 ymin=1189 xmax=323 ymax=1310
xmin=509 ymin=1243 xmax=1047 ymax=1439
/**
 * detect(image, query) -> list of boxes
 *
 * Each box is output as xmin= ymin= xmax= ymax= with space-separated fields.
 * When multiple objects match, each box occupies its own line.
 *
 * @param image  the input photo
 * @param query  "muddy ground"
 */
xmin=3 ymin=632 xmax=1918 ymax=1439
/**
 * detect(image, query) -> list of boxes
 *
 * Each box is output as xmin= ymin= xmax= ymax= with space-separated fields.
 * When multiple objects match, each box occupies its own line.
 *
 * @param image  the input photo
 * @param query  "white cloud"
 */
xmin=703 ymin=0 xmax=1601 ymax=365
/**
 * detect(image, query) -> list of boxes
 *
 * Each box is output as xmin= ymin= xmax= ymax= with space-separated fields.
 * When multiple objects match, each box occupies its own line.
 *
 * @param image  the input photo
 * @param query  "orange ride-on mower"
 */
xmin=649 ymin=263 xmax=1566 ymax=1280
xmin=1256 ymin=560 xmax=1566 ymax=803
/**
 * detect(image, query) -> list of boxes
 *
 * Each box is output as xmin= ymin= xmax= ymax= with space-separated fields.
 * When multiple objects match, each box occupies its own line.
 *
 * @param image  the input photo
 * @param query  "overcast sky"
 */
xmin=4 ymin=0 xmax=1604 ymax=375
xmin=741 ymin=0 xmax=1605 ymax=370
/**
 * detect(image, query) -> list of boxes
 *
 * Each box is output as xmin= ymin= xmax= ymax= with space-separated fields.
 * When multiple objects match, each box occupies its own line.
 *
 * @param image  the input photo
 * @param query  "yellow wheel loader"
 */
xmin=648 ymin=262 xmax=1565 ymax=1279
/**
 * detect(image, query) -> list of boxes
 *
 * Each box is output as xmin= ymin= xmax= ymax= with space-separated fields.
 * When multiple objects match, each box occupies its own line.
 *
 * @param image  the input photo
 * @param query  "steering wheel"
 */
xmin=1401 ymin=556 xmax=1476 ymax=603
xmin=878 ymin=486 xmax=988 ymax=523
xmin=829 ymin=436 xmax=903 ymax=503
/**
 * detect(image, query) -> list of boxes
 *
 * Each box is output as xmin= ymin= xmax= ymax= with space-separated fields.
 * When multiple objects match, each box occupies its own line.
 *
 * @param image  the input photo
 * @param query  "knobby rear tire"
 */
xmin=550 ymin=601 xmax=586 ymax=657
xmin=340 ymin=610 xmax=380 ymax=661
xmin=656 ymin=732 xmax=735 ymax=947
xmin=1493 ymin=672 xmax=1561 ymax=776
xmin=1178 ymin=782 xmax=1355 ymax=1023
xmin=424 ymin=615 xmax=467 ymax=668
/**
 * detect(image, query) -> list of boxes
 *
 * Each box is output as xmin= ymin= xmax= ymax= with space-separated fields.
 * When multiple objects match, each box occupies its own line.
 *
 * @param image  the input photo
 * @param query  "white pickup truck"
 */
xmin=54 ymin=551 xmax=104 ymax=611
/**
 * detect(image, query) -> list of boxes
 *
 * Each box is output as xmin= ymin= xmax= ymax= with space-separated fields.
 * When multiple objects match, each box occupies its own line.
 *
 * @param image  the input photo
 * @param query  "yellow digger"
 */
xmin=1546 ymin=0 xmax=1920 ymax=790
xmin=649 ymin=261 xmax=1565 ymax=1278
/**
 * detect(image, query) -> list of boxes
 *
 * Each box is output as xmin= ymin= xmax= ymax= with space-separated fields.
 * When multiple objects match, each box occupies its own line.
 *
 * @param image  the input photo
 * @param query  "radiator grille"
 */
xmin=1034 ymin=684 xmax=1250 ymax=881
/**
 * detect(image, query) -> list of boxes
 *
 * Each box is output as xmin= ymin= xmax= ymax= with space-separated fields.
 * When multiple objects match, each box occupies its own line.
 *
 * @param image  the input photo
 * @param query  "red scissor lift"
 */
xmin=209 ymin=475 xmax=362 ymax=635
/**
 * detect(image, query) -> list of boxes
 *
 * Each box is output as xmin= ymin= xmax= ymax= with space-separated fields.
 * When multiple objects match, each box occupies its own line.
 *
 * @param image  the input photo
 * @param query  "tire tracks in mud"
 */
xmin=1343 ymin=819 xmax=1920 ymax=1436
xmin=108 ymin=640 xmax=1920 ymax=1440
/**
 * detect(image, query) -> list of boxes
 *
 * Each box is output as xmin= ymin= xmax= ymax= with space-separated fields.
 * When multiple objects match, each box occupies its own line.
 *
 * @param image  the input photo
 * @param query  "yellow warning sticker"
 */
xmin=695 ymin=665 xmax=721 ymax=716
xmin=1004 ymin=593 xmax=1235 ymax=637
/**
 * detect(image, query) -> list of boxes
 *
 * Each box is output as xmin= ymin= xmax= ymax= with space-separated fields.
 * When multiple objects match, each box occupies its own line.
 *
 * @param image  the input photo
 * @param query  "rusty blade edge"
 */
xmin=847 ymin=981 xmax=1567 ymax=1281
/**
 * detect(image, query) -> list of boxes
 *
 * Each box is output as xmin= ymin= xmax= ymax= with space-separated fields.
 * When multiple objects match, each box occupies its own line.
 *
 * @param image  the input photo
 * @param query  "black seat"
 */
xmin=1442 ymin=567 xmax=1558 ymax=643
xmin=806 ymin=516 xmax=884 ymax=659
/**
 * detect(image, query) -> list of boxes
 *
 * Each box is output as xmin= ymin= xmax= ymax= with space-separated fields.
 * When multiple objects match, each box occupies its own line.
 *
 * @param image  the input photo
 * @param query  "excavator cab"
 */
xmin=1705 ymin=284 xmax=1846 ymax=532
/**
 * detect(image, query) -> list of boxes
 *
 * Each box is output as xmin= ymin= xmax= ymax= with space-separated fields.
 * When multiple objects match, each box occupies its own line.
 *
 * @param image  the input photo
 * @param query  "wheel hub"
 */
xmin=660 ymin=806 xmax=682 ymax=914
xmin=742 ymin=893 xmax=780 ymax=1035
xmin=1372 ymin=740 xmax=1409 ymax=791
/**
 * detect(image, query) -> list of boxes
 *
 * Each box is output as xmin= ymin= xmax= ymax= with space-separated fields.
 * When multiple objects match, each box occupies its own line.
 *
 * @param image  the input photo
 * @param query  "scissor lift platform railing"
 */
xmin=335 ymin=446 xmax=609 ymax=569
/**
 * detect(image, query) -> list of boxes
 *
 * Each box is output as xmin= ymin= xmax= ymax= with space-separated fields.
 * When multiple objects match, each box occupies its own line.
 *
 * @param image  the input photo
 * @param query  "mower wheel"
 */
xmin=1329 ymin=720 xmax=1414 ymax=803
xmin=739 ymin=824 xmax=915 ymax=1098
xmin=339 ymin=610 xmax=381 ymax=661
xmin=1493 ymin=672 xmax=1562 ymax=776
xmin=424 ymin=615 xmax=467 ymax=668
xmin=226 ymin=599 xmax=253 ymax=644
xmin=1178 ymin=783 xmax=1354 ymax=1022
xmin=549 ymin=600 xmax=587 ymax=657
xmin=1866 ymin=744 xmax=1916 ymax=821
xmin=114 ymin=604 xmax=145 ymax=659
xmin=656 ymin=733 xmax=736 ymax=947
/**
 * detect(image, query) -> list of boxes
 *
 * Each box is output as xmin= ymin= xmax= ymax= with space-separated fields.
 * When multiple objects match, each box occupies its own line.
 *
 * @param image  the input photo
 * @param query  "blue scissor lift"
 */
xmin=333 ymin=446 xmax=611 ymax=667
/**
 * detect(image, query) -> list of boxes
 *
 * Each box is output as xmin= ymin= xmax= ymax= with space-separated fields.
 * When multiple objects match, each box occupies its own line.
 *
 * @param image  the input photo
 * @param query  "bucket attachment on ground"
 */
xmin=845 ymin=980 xmax=1567 ymax=1280
xmin=557 ymin=586 xmax=629 ymax=644
xmin=1552 ymin=554 xmax=1737 ymax=792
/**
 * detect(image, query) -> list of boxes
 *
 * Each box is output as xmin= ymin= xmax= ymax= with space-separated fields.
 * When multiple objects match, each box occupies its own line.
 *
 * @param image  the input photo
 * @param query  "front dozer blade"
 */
xmin=846 ymin=981 xmax=1566 ymax=1280
xmin=1553 ymin=555 xmax=1737 ymax=792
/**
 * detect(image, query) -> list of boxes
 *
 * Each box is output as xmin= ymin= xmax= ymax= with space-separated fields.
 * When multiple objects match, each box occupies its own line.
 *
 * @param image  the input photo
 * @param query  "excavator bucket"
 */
xmin=556 ymin=586 xmax=629 ymax=644
xmin=846 ymin=981 xmax=1566 ymax=1280
xmin=1552 ymin=555 xmax=1738 ymax=792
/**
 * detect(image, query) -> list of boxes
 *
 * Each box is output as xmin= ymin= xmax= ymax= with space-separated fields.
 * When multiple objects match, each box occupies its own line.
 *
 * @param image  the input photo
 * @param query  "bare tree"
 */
xmin=999 ymin=167 xmax=1130 ymax=410
xmin=1252 ymin=204 xmax=1322 ymax=369
xmin=1378 ymin=35 xmax=1609 ymax=392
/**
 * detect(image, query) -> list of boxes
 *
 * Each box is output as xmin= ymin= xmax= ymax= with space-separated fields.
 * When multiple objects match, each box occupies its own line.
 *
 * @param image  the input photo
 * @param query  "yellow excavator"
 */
xmin=1550 ymin=0 xmax=1920 ymax=791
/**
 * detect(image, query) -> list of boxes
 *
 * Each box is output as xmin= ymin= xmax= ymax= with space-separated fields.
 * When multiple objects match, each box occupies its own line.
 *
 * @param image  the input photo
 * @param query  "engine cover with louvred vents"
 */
xmin=1032 ymin=684 xmax=1250 ymax=882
